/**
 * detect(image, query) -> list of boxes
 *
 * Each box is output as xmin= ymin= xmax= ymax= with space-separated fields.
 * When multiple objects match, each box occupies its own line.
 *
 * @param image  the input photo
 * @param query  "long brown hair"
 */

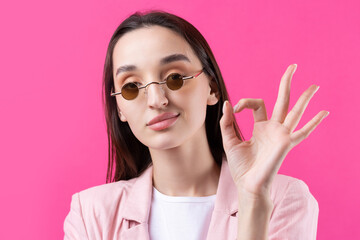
xmin=102 ymin=10 xmax=244 ymax=183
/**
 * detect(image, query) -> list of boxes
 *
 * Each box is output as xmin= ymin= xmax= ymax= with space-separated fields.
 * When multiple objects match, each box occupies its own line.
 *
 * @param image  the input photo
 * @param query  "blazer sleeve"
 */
xmin=269 ymin=179 xmax=319 ymax=240
xmin=63 ymin=193 xmax=89 ymax=240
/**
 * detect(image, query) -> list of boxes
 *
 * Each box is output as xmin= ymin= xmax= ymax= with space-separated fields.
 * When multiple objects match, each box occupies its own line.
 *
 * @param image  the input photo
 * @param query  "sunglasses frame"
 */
xmin=110 ymin=69 xmax=204 ymax=100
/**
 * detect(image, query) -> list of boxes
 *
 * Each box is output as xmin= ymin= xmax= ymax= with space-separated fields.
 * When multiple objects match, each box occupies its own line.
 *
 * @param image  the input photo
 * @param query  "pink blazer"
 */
xmin=64 ymin=158 xmax=319 ymax=239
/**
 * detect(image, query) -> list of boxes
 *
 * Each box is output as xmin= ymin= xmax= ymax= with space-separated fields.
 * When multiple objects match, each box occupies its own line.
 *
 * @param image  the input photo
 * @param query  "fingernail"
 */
xmin=325 ymin=111 xmax=330 ymax=117
xmin=222 ymin=101 xmax=227 ymax=114
xmin=293 ymin=64 xmax=297 ymax=73
xmin=233 ymin=104 xmax=238 ymax=113
xmin=315 ymin=85 xmax=320 ymax=92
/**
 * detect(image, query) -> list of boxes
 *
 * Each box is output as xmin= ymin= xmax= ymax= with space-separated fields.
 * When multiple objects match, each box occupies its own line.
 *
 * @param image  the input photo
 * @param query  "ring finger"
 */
xmin=283 ymin=84 xmax=319 ymax=132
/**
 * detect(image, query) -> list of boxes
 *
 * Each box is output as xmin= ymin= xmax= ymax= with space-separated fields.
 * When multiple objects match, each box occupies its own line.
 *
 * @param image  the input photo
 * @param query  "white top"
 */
xmin=149 ymin=186 xmax=217 ymax=240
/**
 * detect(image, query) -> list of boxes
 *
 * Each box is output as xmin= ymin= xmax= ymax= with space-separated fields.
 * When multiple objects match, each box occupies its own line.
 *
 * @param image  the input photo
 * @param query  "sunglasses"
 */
xmin=111 ymin=69 xmax=204 ymax=100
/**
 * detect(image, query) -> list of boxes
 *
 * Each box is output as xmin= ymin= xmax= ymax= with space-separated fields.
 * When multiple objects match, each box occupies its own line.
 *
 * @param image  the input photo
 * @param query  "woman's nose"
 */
xmin=145 ymin=83 xmax=169 ymax=108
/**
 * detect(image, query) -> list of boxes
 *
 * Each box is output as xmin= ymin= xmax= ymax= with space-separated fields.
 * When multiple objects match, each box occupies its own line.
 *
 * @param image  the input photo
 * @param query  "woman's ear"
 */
xmin=207 ymin=80 xmax=220 ymax=106
xmin=117 ymin=106 xmax=127 ymax=122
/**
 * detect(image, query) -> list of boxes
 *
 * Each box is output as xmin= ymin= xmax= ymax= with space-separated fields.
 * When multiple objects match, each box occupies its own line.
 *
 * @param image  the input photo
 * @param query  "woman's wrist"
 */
xmin=237 ymin=191 xmax=273 ymax=221
xmin=237 ymin=189 xmax=273 ymax=240
xmin=236 ymin=183 xmax=273 ymax=206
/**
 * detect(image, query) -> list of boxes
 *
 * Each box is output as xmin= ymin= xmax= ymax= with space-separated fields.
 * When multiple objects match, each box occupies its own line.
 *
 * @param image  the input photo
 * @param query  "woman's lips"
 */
xmin=147 ymin=114 xmax=180 ymax=131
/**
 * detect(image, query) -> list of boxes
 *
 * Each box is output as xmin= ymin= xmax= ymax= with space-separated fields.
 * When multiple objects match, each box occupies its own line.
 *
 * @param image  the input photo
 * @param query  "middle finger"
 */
xmin=271 ymin=64 xmax=297 ymax=123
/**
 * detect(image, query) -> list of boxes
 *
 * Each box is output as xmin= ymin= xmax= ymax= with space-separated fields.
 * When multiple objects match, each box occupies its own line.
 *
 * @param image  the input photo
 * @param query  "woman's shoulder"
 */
xmin=64 ymin=177 xmax=146 ymax=238
xmin=80 ymin=178 xmax=137 ymax=195
xmin=272 ymin=174 xmax=314 ymax=195
xmin=267 ymin=174 xmax=319 ymax=237
xmin=271 ymin=174 xmax=319 ymax=209
xmin=73 ymin=177 xmax=138 ymax=211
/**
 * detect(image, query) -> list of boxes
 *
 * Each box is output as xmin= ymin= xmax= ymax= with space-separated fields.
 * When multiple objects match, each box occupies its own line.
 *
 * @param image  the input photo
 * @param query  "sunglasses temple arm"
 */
xmin=194 ymin=71 xmax=203 ymax=78
xmin=183 ymin=71 xmax=202 ymax=80
xmin=111 ymin=92 xmax=122 ymax=96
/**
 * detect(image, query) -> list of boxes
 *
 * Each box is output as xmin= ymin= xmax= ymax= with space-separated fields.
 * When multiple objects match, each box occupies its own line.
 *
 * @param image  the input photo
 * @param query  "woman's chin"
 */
xmin=147 ymin=139 xmax=183 ymax=151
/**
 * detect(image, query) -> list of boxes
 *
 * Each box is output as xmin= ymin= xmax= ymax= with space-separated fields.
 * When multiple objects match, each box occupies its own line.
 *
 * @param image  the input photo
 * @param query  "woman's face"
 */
xmin=112 ymin=25 xmax=218 ymax=150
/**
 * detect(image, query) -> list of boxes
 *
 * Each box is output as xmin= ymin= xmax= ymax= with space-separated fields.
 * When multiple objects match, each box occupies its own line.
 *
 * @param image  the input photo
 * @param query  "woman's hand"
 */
xmin=220 ymin=64 xmax=329 ymax=199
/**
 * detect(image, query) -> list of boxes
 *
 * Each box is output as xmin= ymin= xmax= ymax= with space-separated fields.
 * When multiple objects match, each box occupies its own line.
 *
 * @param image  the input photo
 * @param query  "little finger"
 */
xmin=290 ymin=110 xmax=329 ymax=146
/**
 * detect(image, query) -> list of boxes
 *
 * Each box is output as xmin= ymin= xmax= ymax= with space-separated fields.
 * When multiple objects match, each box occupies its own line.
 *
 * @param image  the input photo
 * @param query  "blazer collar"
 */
xmin=121 ymin=156 xmax=238 ymax=223
xmin=121 ymin=163 xmax=154 ymax=223
xmin=213 ymin=157 xmax=239 ymax=216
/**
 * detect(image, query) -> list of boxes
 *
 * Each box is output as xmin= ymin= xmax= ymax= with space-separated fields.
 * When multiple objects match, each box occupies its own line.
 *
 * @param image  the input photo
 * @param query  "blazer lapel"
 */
xmin=207 ymin=157 xmax=239 ymax=240
xmin=119 ymin=222 xmax=149 ymax=240
xmin=120 ymin=164 xmax=154 ymax=240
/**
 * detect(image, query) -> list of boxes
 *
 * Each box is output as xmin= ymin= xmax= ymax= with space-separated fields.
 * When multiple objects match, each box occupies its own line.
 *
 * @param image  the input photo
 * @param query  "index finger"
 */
xmin=271 ymin=64 xmax=297 ymax=123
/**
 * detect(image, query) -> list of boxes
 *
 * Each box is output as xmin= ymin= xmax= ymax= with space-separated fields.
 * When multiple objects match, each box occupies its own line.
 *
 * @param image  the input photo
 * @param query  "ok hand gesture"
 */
xmin=220 ymin=64 xmax=329 ymax=199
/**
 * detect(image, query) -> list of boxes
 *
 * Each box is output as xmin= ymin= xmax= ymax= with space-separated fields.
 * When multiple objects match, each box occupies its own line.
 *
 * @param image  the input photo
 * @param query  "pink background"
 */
xmin=0 ymin=0 xmax=359 ymax=239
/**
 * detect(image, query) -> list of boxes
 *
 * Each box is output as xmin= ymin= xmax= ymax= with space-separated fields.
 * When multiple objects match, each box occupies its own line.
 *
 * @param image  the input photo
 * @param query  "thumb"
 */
xmin=220 ymin=100 xmax=242 ymax=153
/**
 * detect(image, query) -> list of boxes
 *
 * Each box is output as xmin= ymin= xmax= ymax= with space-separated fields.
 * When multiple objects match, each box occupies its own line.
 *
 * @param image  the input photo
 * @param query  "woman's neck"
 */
xmin=149 ymin=127 xmax=220 ymax=197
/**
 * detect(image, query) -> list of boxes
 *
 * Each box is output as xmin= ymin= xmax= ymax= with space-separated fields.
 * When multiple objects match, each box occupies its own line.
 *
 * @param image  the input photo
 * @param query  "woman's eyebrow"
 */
xmin=115 ymin=53 xmax=191 ymax=77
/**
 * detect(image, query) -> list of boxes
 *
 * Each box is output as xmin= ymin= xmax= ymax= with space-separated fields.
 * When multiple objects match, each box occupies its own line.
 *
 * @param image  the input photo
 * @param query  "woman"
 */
xmin=64 ymin=10 xmax=328 ymax=240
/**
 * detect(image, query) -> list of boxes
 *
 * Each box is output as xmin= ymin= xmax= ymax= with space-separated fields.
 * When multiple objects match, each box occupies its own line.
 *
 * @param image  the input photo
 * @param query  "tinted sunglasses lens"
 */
xmin=166 ymin=73 xmax=183 ymax=90
xmin=122 ymin=83 xmax=139 ymax=100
